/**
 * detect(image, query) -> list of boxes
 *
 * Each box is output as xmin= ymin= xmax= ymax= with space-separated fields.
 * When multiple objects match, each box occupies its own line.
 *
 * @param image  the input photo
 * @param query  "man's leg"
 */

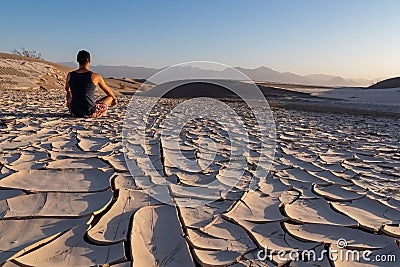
xmin=92 ymin=96 xmax=112 ymax=118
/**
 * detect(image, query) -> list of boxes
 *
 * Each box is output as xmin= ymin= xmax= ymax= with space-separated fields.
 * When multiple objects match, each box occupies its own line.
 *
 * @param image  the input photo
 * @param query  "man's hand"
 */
xmin=65 ymin=73 xmax=72 ymax=108
xmin=66 ymin=98 xmax=71 ymax=108
xmin=111 ymin=96 xmax=117 ymax=106
xmin=66 ymin=91 xmax=72 ymax=107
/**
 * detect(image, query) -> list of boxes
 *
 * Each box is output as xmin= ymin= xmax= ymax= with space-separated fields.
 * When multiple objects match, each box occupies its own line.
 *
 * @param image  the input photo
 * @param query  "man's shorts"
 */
xmin=91 ymin=100 xmax=108 ymax=118
xmin=68 ymin=100 xmax=108 ymax=118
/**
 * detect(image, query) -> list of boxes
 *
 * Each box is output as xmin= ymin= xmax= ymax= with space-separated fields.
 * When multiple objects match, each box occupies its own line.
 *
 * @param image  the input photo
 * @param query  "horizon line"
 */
xmin=55 ymin=61 xmax=388 ymax=81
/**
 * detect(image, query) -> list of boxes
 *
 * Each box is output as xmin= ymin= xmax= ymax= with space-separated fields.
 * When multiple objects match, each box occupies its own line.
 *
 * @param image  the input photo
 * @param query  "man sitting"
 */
xmin=65 ymin=50 xmax=117 ymax=118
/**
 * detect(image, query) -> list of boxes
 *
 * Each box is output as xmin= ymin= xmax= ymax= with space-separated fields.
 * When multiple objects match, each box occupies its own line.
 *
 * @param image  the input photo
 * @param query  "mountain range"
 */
xmin=58 ymin=62 xmax=372 ymax=87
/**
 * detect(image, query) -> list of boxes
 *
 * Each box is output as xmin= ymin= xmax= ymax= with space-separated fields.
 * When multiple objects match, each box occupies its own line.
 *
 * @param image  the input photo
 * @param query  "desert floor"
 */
xmin=0 ymin=87 xmax=399 ymax=267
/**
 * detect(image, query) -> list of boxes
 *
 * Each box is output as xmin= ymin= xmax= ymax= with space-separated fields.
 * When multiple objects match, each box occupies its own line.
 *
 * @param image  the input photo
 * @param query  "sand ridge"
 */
xmin=0 ymin=53 xmax=147 ymax=95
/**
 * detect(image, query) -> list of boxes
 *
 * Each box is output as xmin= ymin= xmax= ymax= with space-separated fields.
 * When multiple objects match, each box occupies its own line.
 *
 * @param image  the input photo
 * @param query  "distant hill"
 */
xmin=305 ymin=74 xmax=372 ymax=87
xmin=232 ymin=66 xmax=310 ymax=85
xmin=232 ymin=67 xmax=370 ymax=86
xmin=58 ymin=62 xmax=372 ymax=87
xmin=369 ymin=77 xmax=400 ymax=89
xmin=58 ymin=62 xmax=159 ymax=79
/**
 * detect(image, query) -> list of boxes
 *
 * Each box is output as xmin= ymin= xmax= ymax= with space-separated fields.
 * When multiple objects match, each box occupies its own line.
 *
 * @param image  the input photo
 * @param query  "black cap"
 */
xmin=77 ymin=50 xmax=90 ymax=64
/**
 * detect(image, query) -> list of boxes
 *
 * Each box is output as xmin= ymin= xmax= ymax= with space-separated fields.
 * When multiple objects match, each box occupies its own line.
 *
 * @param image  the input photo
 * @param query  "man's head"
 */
xmin=77 ymin=50 xmax=90 ymax=65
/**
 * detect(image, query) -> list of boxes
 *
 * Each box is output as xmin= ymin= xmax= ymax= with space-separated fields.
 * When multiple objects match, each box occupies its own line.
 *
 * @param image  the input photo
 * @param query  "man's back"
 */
xmin=68 ymin=71 xmax=96 ymax=117
xmin=65 ymin=50 xmax=117 ymax=118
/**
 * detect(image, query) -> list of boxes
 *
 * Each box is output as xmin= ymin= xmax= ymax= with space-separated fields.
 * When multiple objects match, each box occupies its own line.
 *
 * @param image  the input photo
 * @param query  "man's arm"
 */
xmin=94 ymin=74 xmax=117 ymax=106
xmin=65 ymin=72 xmax=72 ymax=106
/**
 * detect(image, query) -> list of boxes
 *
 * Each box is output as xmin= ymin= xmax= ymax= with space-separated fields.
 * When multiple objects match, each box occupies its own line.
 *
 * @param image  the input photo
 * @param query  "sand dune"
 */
xmin=0 ymin=53 xmax=145 ymax=95
xmin=140 ymin=79 xmax=313 ymax=99
xmin=369 ymin=76 xmax=400 ymax=89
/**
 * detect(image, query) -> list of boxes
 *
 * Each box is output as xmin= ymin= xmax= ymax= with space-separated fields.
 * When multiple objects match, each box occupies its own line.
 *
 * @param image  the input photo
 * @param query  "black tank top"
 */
xmin=69 ymin=71 xmax=96 ymax=117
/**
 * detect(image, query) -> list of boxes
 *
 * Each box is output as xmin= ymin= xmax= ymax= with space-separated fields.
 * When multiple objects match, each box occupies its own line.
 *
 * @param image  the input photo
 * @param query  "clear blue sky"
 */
xmin=0 ymin=0 xmax=399 ymax=79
